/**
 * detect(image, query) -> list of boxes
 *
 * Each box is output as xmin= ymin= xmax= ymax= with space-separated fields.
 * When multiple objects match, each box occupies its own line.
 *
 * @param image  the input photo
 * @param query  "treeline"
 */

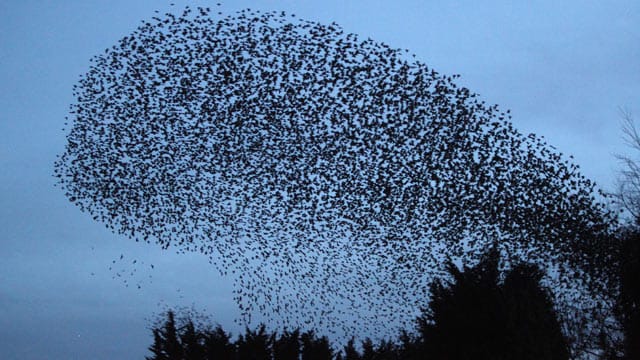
xmin=147 ymin=226 xmax=640 ymax=359
xmin=146 ymin=248 xmax=576 ymax=360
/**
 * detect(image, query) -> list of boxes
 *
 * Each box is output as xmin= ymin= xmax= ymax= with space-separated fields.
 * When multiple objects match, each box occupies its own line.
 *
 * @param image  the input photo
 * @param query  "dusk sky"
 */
xmin=1 ymin=1 xmax=639 ymax=359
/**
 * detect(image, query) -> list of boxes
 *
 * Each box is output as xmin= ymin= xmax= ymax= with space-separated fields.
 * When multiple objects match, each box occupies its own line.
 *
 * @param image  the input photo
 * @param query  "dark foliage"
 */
xmin=300 ymin=331 xmax=333 ymax=360
xmin=147 ymin=312 xmax=338 ymax=360
xmin=273 ymin=329 xmax=301 ymax=360
xmin=341 ymin=338 xmax=360 ymax=360
xmin=180 ymin=320 xmax=206 ymax=360
xmin=612 ymin=230 xmax=640 ymax=360
xmin=146 ymin=310 xmax=184 ymax=360
xmin=236 ymin=324 xmax=272 ymax=360
xmin=419 ymin=248 xmax=569 ymax=360
xmin=147 ymin=252 xmax=568 ymax=359
xmin=502 ymin=264 xmax=570 ymax=359
xmin=203 ymin=325 xmax=235 ymax=359
xmin=611 ymin=113 xmax=640 ymax=360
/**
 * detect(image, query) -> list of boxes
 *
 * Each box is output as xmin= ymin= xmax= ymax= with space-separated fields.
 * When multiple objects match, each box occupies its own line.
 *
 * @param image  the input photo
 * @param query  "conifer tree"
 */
xmin=419 ymin=248 xmax=569 ymax=360
xmin=273 ymin=329 xmax=301 ymax=360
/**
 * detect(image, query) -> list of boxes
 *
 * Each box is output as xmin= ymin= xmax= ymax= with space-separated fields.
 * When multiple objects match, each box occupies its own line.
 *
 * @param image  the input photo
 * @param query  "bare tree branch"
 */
xmin=615 ymin=108 xmax=640 ymax=222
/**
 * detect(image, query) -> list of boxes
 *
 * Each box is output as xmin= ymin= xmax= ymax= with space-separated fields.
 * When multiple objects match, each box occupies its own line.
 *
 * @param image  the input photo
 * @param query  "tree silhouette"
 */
xmin=54 ymin=5 xmax=616 ymax=340
xmin=502 ymin=263 xmax=569 ymax=359
xmin=146 ymin=295 xmax=570 ymax=360
xmin=180 ymin=320 xmax=206 ymax=360
xmin=147 ymin=310 xmax=183 ymax=360
xmin=273 ymin=329 xmax=301 ymax=360
xmin=202 ymin=325 xmax=235 ymax=359
xmin=300 ymin=330 xmax=333 ymax=360
xmin=359 ymin=338 xmax=376 ymax=360
xmin=619 ymin=231 xmax=640 ymax=360
xmin=396 ymin=331 xmax=421 ymax=360
xmin=607 ymin=229 xmax=640 ymax=360
xmin=602 ymin=112 xmax=640 ymax=359
xmin=236 ymin=324 xmax=273 ymax=360
xmin=418 ymin=248 xmax=569 ymax=360
xmin=615 ymin=110 xmax=640 ymax=221
xmin=341 ymin=338 xmax=360 ymax=360
xmin=147 ymin=310 xmax=342 ymax=360
xmin=147 ymin=330 xmax=167 ymax=360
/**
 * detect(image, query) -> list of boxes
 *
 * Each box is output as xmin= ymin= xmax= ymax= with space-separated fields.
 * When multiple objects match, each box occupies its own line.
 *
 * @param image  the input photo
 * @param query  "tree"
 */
xmin=360 ymin=338 xmax=376 ymax=360
xmin=146 ymin=310 xmax=183 ymax=360
xmin=300 ymin=330 xmax=333 ymax=360
xmin=615 ymin=110 xmax=640 ymax=222
xmin=273 ymin=329 xmax=301 ymax=360
xmin=502 ymin=264 xmax=569 ymax=359
xmin=180 ymin=320 xmax=205 ymax=360
xmin=341 ymin=337 xmax=360 ymax=360
xmin=604 ymin=110 xmax=640 ymax=359
xmin=615 ymin=230 xmax=640 ymax=360
xmin=203 ymin=325 xmax=235 ymax=359
xmin=146 ymin=295 xmax=570 ymax=360
xmin=147 ymin=330 xmax=168 ymax=360
xmin=418 ymin=248 xmax=569 ymax=360
xmin=236 ymin=324 xmax=273 ymax=360
xmin=396 ymin=330 xmax=421 ymax=360
xmin=371 ymin=339 xmax=398 ymax=360
xmin=147 ymin=309 xmax=238 ymax=360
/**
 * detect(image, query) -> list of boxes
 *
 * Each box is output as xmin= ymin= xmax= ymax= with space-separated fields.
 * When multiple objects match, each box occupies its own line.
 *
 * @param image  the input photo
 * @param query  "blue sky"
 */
xmin=1 ymin=1 xmax=638 ymax=359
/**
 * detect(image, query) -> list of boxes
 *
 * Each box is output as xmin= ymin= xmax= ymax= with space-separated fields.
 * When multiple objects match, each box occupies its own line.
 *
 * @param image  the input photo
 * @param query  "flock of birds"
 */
xmin=55 ymin=6 xmax=616 ymax=340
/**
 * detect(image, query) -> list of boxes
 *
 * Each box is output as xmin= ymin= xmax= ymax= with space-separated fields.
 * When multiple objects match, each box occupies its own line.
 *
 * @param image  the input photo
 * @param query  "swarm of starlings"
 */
xmin=55 ymin=6 xmax=615 ymax=339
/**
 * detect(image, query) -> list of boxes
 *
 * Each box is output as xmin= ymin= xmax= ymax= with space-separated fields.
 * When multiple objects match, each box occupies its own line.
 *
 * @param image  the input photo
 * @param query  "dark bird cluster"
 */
xmin=54 ymin=6 xmax=616 ymax=339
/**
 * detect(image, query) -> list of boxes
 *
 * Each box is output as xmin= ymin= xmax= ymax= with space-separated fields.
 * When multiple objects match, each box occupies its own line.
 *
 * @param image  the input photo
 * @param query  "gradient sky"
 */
xmin=1 ymin=1 xmax=638 ymax=359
